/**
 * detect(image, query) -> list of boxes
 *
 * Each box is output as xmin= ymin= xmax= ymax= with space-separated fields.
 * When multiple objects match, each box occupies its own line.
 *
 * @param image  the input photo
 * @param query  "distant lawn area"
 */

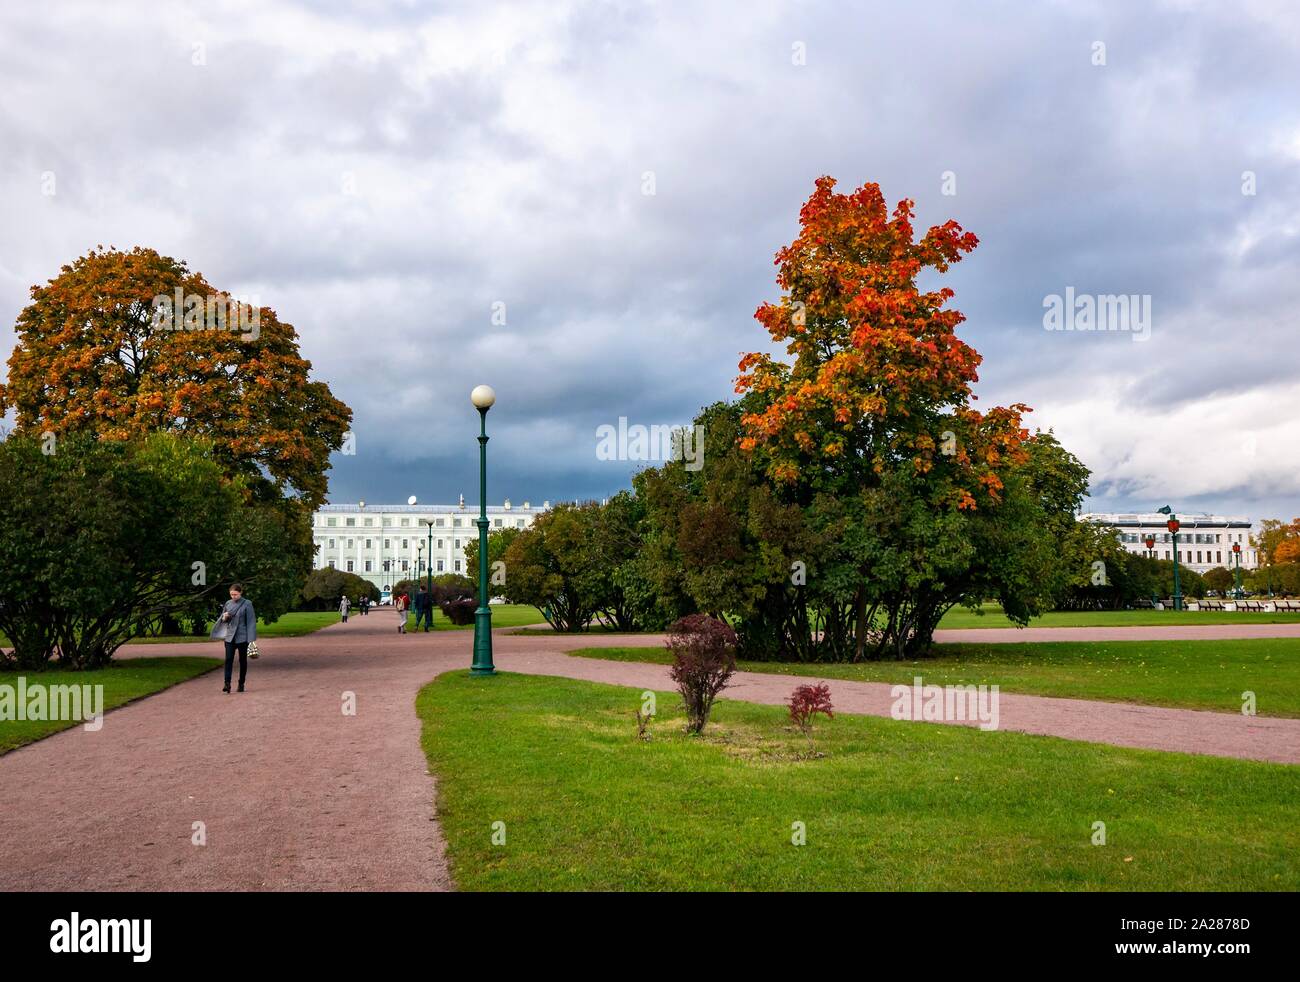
xmin=126 ymin=610 xmax=344 ymax=644
xmin=418 ymin=672 xmax=1300 ymax=891
xmin=391 ymin=604 xmax=547 ymax=632
xmin=938 ymin=605 xmax=1300 ymax=629
xmin=570 ymin=638 xmax=1300 ymax=717
xmin=435 ymin=604 xmax=547 ymax=631
xmin=0 ymin=657 xmax=220 ymax=754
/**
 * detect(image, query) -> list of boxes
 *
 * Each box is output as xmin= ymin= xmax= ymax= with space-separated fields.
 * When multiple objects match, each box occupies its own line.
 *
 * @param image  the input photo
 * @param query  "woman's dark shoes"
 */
xmin=237 ymin=685 xmax=246 ymax=693
xmin=222 ymin=685 xmax=231 ymax=693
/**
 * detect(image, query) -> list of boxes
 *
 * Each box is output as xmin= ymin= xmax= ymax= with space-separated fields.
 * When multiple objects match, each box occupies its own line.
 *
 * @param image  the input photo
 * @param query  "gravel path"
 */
xmin=2 ymin=614 xmax=1296 ymax=891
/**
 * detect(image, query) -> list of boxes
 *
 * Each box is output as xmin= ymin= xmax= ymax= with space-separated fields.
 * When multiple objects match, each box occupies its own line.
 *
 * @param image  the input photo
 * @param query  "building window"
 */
xmin=437 ymin=539 xmax=444 ymax=549
xmin=402 ymin=539 xmax=409 ymax=549
xmin=365 ymin=538 xmax=372 ymax=549
xmin=455 ymin=539 xmax=461 ymax=549
xmin=453 ymin=518 xmax=462 ymax=527
xmin=347 ymin=538 xmax=355 ymax=549
xmin=327 ymin=517 xmax=338 ymax=527
xmin=436 ymin=518 xmax=446 ymax=527
xmin=517 ymin=519 xmax=525 ymax=527
xmin=364 ymin=560 xmax=372 ymax=572
xmin=494 ymin=518 xmax=503 ymax=527
xmin=364 ymin=518 xmax=374 ymax=526
xmin=437 ymin=560 xmax=444 ymax=572
xmin=346 ymin=560 xmax=354 ymax=572
xmin=401 ymin=518 xmax=411 ymax=527
xmin=1164 ymin=550 xmax=1170 ymax=560
xmin=346 ymin=517 xmax=355 ymax=527
xmin=328 ymin=561 xmax=336 ymax=569
xmin=401 ymin=560 xmax=409 ymax=572
xmin=454 ymin=560 xmax=461 ymax=572
xmin=328 ymin=538 xmax=336 ymax=548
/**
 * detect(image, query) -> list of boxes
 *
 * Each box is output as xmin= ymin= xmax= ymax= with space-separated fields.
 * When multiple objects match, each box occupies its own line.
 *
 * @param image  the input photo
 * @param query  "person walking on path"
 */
xmin=339 ymin=594 xmax=351 ymax=623
xmin=211 ymin=582 xmax=257 ymax=694
xmin=395 ymin=592 xmax=408 ymax=633
xmin=413 ymin=586 xmax=434 ymax=632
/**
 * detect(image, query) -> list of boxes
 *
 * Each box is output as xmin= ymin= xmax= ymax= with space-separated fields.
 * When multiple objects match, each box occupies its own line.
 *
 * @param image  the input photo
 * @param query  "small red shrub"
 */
xmin=788 ymin=682 xmax=833 ymax=734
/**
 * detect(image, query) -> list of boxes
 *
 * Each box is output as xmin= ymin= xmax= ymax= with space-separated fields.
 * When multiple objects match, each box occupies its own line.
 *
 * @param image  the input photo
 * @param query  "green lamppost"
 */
xmin=470 ymin=384 xmax=497 ymax=675
xmin=423 ymin=518 xmax=436 ymax=630
xmin=1232 ymin=541 xmax=1243 ymax=599
xmin=1159 ymin=506 xmax=1183 ymax=611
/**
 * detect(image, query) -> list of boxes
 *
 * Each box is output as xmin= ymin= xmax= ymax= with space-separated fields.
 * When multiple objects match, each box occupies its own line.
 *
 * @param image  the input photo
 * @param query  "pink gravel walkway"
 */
xmin=2 ymin=613 xmax=1297 ymax=891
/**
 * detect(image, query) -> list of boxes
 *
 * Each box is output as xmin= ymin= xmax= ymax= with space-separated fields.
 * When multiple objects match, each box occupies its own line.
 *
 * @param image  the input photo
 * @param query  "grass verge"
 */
xmin=0 ymin=657 xmax=220 ymax=754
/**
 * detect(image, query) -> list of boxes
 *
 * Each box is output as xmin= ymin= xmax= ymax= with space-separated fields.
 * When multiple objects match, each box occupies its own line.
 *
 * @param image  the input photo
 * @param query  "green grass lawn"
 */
xmin=0 ymin=657 xmax=220 ymax=754
xmin=417 ymin=672 xmax=1300 ymax=891
xmin=937 ymin=604 xmax=1300 ymax=628
xmin=570 ymin=637 xmax=1300 ymax=717
xmin=390 ymin=603 xmax=547 ymax=632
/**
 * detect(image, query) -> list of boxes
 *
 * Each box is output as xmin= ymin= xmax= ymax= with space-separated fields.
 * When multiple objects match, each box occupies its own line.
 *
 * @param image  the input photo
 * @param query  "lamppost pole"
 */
xmin=470 ymin=385 xmax=497 ymax=675
xmin=1170 ymin=515 xmax=1182 ymax=611
xmin=1144 ymin=535 xmax=1157 ymax=605
xmin=1157 ymin=506 xmax=1182 ymax=611
xmin=1232 ymin=542 xmax=1243 ymax=599
xmin=424 ymin=518 xmax=435 ymax=628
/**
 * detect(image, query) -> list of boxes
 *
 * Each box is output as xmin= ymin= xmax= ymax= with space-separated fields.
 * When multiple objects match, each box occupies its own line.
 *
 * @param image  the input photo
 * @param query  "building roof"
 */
xmin=1080 ymin=512 xmax=1252 ymax=529
xmin=318 ymin=502 xmax=546 ymax=515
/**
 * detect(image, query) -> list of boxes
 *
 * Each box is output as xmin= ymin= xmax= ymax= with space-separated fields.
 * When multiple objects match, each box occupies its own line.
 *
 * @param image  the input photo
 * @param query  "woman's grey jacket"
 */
xmin=211 ymin=598 xmax=257 ymax=644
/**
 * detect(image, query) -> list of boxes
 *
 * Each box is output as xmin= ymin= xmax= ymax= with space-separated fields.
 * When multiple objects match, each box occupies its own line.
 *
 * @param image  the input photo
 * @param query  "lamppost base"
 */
xmin=470 ymin=606 xmax=495 ymax=676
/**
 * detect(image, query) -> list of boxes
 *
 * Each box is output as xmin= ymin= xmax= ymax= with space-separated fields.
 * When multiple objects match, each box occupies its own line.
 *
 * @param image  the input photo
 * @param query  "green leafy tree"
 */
xmin=1204 ymin=566 xmax=1233 ymax=595
xmin=498 ymin=503 xmax=606 ymax=631
xmin=0 ymin=432 xmax=305 ymax=669
xmin=299 ymin=568 xmax=379 ymax=610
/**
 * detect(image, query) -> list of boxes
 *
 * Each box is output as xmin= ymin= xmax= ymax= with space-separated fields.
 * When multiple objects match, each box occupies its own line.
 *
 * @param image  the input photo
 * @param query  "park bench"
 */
xmin=1237 ymin=600 xmax=1266 ymax=612
xmin=1273 ymin=599 xmax=1300 ymax=612
xmin=1130 ymin=598 xmax=1156 ymax=609
xmin=1199 ymin=600 xmax=1226 ymax=611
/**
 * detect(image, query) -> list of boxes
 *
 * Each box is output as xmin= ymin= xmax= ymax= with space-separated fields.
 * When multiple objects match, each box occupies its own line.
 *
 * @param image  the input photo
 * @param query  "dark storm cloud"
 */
xmin=2 ymin=0 xmax=1298 ymax=517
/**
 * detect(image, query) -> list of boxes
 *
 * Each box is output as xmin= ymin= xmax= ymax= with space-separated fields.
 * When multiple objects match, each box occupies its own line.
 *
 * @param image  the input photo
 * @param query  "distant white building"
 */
xmin=1080 ymin=512 xmax=1258 ymax=574
xmin=313 ymin=498 xmax=549 ymax=591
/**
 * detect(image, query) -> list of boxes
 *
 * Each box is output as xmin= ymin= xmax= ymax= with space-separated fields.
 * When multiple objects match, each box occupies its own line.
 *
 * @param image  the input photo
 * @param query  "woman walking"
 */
xmin=339 ymin=594 xmax=351 ymax=623
xmin=212 ymin=582 xmax=257 ymax=694
xmin=395 ymin=591 xmax=407 ymax=634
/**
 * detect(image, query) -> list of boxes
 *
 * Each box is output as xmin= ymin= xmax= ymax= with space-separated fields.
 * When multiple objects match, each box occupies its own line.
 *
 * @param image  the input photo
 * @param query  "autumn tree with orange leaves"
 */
xmin=736 ymin=176 xmax=1028 ymax=508
xmin=708 ymin=177 xmax=1078 ymax=659
xmin=0 ymin=246 xmax=351 ymax=509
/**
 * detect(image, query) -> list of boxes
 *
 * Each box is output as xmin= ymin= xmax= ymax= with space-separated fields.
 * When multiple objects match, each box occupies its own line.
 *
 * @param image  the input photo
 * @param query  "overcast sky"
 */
xmin=3 ymin=0 xmax=1299 ymax=520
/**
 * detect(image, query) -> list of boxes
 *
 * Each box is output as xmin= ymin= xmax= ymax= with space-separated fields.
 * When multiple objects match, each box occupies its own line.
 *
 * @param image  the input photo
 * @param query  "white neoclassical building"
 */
xmin=313 ymin=498 xmax=549 ymax=593
xmin=1079 ymin=512 xmax=1258 ymax=574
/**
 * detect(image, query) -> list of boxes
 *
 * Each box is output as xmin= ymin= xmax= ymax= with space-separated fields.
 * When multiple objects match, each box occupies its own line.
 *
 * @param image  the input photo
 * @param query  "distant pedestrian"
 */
xmin=395 ymin=592 xmax=407 ymax=634
xmin=339 ymin=594 xmax=351 ymax=622
xmin=211 ymin=582 xmax=256 ymax=694
xmin=414 ymin=585 xmax=434 ymax=631
xmin=360 ymin=595 xmax=370 ymax=616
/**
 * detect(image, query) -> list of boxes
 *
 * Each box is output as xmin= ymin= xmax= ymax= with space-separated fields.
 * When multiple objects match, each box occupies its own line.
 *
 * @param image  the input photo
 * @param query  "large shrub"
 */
xmin=439 ymin=598 xmax=477 ymax=625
